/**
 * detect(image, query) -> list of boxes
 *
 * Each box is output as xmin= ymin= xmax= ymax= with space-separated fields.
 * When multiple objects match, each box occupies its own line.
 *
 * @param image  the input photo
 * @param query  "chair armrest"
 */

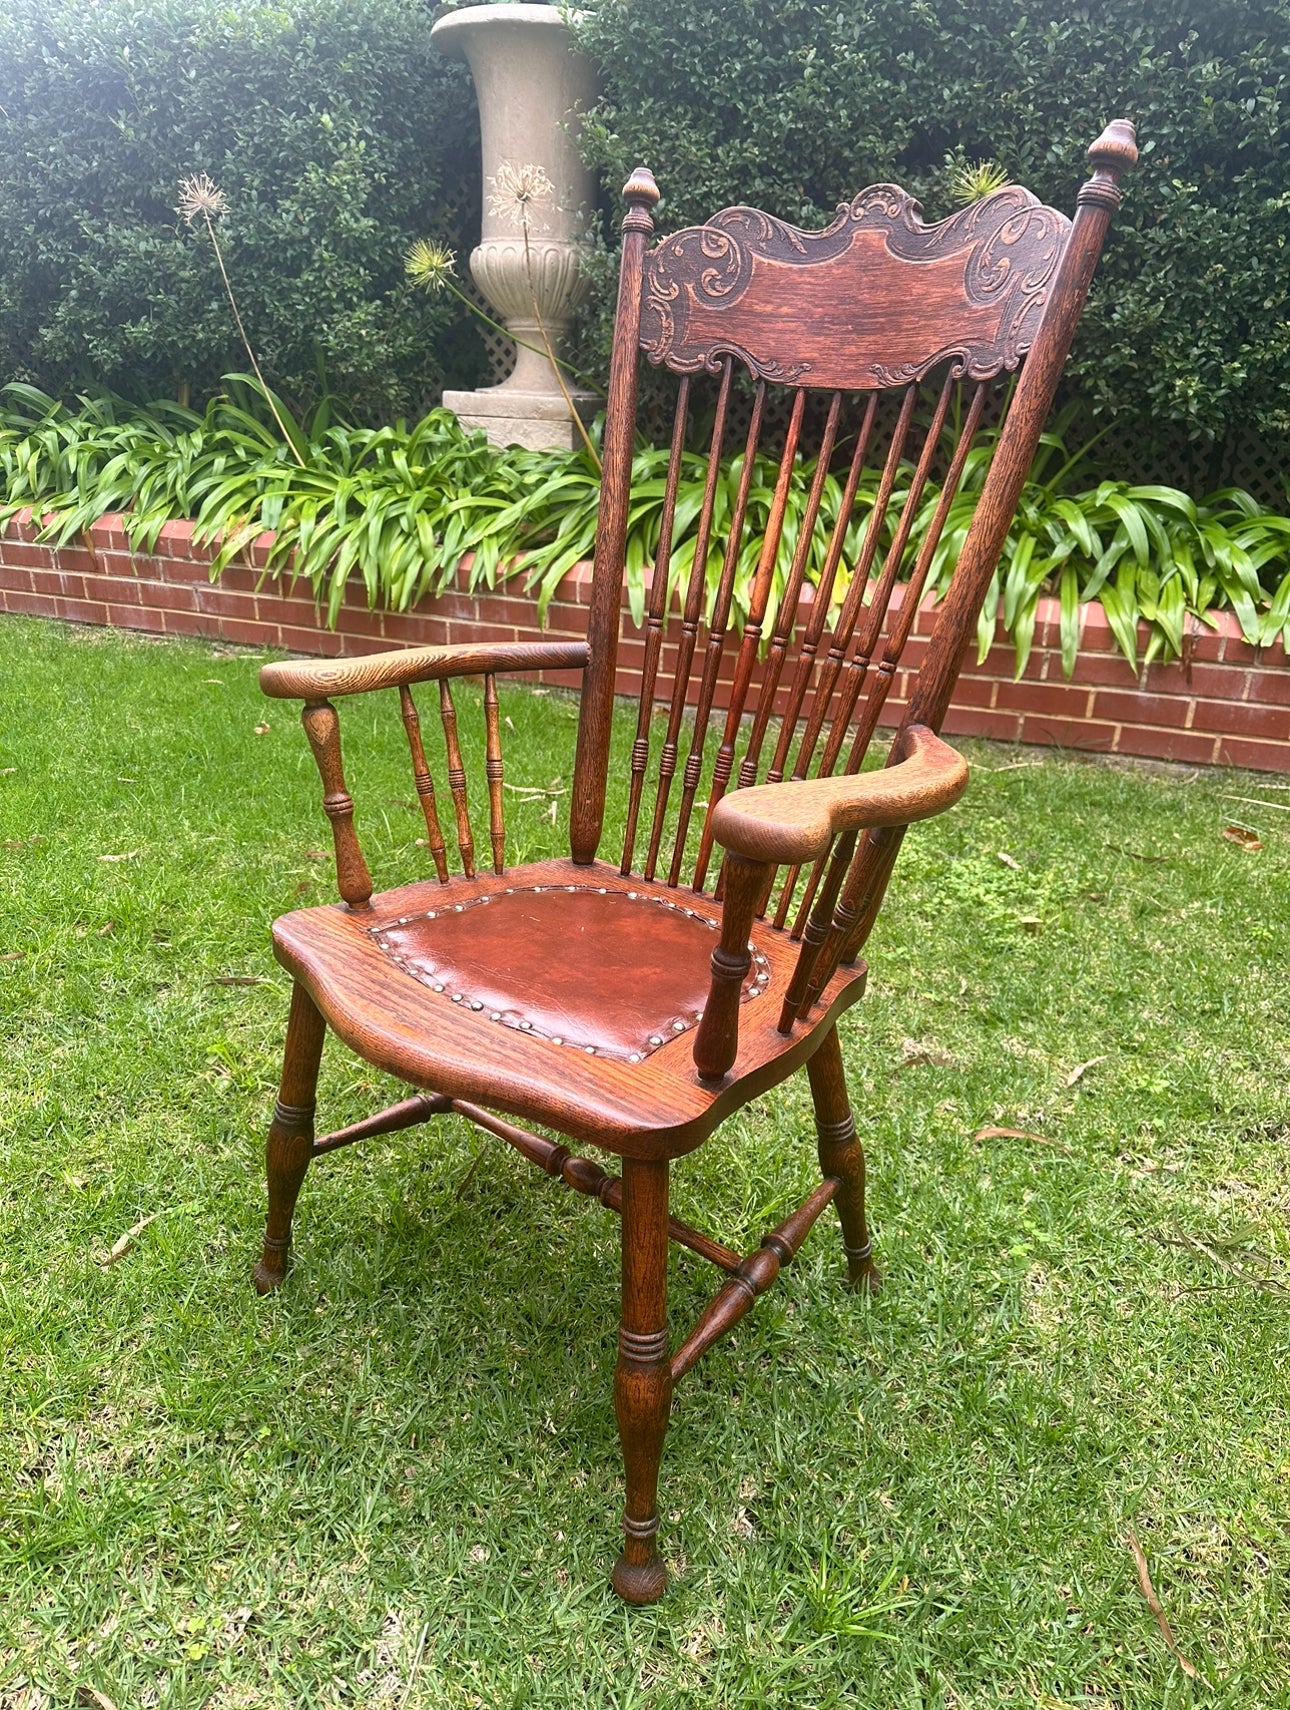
xmin=259 ymin=639 xmax=590 ymax=701
xmin=709 ymin=725 xmax=968 ymax=866
xmin=692 ymin=727 xmax=967 ymax=1082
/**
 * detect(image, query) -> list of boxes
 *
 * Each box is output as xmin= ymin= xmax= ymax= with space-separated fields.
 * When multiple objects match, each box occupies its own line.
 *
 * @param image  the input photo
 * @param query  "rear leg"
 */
xmin=807 ymin=1025 xmax=881 ymax=1292
xmin=253 ymin=982 xmax=326 ymax=1295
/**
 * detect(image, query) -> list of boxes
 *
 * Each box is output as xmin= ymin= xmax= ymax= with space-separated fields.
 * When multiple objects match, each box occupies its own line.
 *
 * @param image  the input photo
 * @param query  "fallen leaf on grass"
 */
xmin=897 ymin=1038 xmax=954 ymax=1070
xmin=0 ymin=766 xmax=16 ymax=775
xmin=1017 ymin=915 xmax=1042 ymax=933
xmin=211 ymin=975 xmax=265 ymax=987
xmin=0 ymin=950 xmax=25 ymax=962
xmin=97 ymin=850 xmax=139 ymax=863
xmin=974 ymin=1125 xmax=1072 ymax=1154
xmin=1222 ymin=823 xmax=1263 ymax=852
xmin=1126 ymin=1526 xmax=1199 ymax=1680
xmin=76 ymin=1687 xmax=119 ymax=1710
xmin=1066 ymin=1055 xmax=1108 ymax=1087
xmin=97 ymin=921 xmax=115 ymax=935
xmin=304 ymin=850 xmax=328 ymax=861
xmin=997 ymin=851 xmax=1022 ymax=870
xmin=253 ymin=722 xmax=270 ymax=735
xmin=96 ymin=1213 xmax=158 ymax=1267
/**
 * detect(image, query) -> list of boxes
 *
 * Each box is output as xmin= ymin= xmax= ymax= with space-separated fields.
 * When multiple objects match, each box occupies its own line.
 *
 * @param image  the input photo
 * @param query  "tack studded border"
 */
xmin=367 ymin=882 xmax=772 ymax=1064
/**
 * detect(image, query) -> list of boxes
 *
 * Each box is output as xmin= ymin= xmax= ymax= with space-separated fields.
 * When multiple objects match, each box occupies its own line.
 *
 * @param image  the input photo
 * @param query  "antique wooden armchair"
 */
xmin=251 ymin=122 xmax=1136 ymax=1602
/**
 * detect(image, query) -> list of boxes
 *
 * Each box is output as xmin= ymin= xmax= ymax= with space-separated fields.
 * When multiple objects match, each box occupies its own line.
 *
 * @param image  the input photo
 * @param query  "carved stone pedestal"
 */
xmin=431 ymin=4 xmax=598 ymax=452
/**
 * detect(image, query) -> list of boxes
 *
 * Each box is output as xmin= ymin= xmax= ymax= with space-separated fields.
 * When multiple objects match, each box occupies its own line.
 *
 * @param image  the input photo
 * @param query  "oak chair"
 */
xmin=252 ymin=121 xmax=1136 ymax=1602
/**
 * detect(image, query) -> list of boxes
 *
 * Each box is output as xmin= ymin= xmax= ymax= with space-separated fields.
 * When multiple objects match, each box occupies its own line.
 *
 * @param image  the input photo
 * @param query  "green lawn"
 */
xmin=2 ymin=614 xmax=1289 ymax=1708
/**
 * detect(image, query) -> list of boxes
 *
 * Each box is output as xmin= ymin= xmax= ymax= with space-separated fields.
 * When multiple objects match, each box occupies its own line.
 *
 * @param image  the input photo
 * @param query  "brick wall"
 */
xmin=2 ymin=510 xmax=1288 ymax=772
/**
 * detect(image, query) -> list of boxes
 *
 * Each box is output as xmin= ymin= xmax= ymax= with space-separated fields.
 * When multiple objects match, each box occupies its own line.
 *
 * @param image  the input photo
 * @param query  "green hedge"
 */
xmin=572 ymin=0 xmax=1290 ymax=465
xmin=0 ymin=0 xmax=484 ymax=420
xmin=4 ymin=0 xmax=1287 ymax=459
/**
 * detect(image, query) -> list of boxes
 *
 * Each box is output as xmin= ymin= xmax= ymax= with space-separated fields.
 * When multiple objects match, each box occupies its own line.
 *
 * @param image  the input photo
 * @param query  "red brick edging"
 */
xmin=2 ymin=510 xmax=1288 ymax=772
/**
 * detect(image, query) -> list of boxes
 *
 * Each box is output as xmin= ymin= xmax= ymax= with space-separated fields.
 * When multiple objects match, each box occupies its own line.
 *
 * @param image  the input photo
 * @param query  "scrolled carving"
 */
xmin=640 ymin=183 xmax=1072 ymax=389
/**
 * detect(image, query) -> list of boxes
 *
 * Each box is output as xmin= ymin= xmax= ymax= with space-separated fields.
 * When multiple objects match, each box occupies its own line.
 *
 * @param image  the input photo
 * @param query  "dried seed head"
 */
xmin=177 ymin=172 xmax=229 ymax=225
xmin=487 ymin=160 xmax=555 ymax=231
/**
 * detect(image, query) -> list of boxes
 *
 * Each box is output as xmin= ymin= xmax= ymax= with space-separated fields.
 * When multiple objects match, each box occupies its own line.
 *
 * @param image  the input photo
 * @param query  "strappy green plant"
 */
xmin=3 ymin=384 xmax=1289 ymax=674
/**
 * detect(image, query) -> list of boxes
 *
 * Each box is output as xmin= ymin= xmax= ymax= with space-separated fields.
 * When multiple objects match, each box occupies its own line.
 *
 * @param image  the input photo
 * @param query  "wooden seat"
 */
xmin=249 ymin=121 xmax=1137 ymax=1603
xmin=272 ymin=858 xmax=866 ymax=1153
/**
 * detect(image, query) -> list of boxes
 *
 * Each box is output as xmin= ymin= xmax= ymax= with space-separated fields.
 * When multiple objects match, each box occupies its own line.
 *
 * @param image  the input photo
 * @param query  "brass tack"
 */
xmin=470 ymin=1001 xmax=483 ymax=1011
xmin=584 ymin=1046 xmax=596 ymax=1055
xmin=490 ymin=1011 xmax=501 ymax=1021
xmin=519 ymin=1020 xmax=531 ymax=1030
xmin=432 ymin=983 xmax=444 ymax=992
xmin=551 ymin=1036 xmax=563 ymax=1045
xmin=628 ymin=1054 xmax=641 ymax=1063
xmin=649 ymin=1035 xmax=663 ymax=1047
xmin=452 ymin=993 xmax=463 ymax=1003
xmin=672 ymin=1020 xmax=685 ymax=1031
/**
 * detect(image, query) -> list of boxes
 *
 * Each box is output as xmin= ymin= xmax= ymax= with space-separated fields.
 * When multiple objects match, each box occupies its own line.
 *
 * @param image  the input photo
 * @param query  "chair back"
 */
xmin=570 ymin=123 xmax=1137 ymax=1013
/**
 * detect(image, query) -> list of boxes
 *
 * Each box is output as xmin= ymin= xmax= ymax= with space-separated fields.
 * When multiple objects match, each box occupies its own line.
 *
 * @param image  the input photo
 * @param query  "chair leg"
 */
xmin=611 ymin=1155 xmax=672 ymax=1605
xmin=253 ymin=982 xmax=327 ymax=1296
xmin=807 ymin=1025 xmax=882 ymax=1292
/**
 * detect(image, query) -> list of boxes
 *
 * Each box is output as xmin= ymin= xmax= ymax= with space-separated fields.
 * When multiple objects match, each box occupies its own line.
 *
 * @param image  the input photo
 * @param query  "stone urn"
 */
xmin=431 ymin=3 xmax=599 ymax=451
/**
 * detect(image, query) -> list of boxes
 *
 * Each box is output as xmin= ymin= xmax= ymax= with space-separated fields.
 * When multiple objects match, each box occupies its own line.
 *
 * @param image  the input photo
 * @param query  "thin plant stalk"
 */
xmin=199 ymin=209 xmax=305 ymax=469
xmin=519 ymin=216 xmax=601 ymax=472
xmin=178 ymin=177 xmax=306 ymax=470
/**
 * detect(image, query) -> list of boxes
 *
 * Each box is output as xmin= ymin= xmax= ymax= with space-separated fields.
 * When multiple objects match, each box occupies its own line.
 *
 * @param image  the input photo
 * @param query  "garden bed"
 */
xmin=2 ymin=510 xmax=1288 ymax=772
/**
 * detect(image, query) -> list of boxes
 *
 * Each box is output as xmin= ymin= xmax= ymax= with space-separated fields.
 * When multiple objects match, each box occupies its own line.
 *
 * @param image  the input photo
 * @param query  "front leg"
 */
xmin=612 ymin=1155 xmax=672 ymax=1604
xmin=253 ymin=982 xmax=326 ymax=1294
xmin=808 ymin=1025 xmax=881 ymax=1292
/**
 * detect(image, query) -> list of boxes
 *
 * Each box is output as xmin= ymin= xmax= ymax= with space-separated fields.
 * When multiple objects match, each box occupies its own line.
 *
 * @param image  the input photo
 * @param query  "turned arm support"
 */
xmin=692 ymin=726 xmax=968 ymax=1081
xmin=259 ymin=639 xmax=589 ymax=700
xmin=265 ymin=641 xmax=589 ymax=908
xmin=707 ymin=724 xmax=968 ymax=866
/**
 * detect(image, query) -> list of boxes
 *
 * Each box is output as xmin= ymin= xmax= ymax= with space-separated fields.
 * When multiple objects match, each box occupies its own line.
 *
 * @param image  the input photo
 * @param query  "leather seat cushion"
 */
xmin=369 ymin=882 xmax=771 ymax=1063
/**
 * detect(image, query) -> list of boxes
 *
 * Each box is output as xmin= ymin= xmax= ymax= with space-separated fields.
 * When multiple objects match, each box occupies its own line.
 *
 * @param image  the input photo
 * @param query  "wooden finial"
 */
xmin=621 ymin=166 xmax=660 ymax=236
xmin=1087 ymin=118 xmax=1138 ymax=174
xmin=622 ymin=166 xmax=660 ymax=210
xmin=1079 ymin=118 xmax=1138 ymax=211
